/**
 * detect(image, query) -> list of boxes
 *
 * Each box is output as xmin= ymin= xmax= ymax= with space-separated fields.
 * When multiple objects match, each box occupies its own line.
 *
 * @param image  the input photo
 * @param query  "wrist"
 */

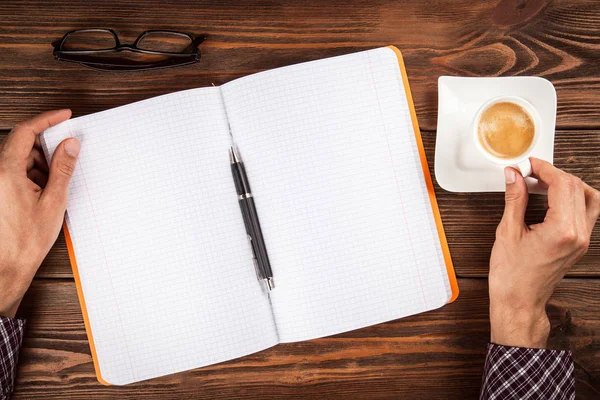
xmin=0 ymin=263 xmax=29 ymax=318
xmin=490 ymin=304 xmax=550 ymax=348
xmin=0 ymin=302 xmax=19 ymax=318
xmin=0 ymin=282 xmax=22 ymax=318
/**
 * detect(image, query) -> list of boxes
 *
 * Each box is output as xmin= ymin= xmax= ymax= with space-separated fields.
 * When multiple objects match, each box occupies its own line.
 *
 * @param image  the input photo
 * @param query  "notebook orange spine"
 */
xmin=63 ymin=222 xmax=110 ymax=385
xmin=388 ymin=45 xmax=459 ymax=302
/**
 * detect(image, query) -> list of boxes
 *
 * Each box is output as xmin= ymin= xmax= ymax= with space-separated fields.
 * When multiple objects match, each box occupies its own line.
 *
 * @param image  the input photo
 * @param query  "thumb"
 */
xmin=500 ymin=166 xmax=529 ymax=229
xmin=42 ymin=138 xmax=80 ymax=209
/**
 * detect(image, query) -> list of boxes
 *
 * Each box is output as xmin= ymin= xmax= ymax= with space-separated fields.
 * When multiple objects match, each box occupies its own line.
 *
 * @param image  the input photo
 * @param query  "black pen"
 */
xmin=229 ymin=146 xmax=274 ymax=290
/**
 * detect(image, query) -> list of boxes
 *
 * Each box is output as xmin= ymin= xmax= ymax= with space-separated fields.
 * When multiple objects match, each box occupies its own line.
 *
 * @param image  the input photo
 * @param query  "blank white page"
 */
xmin=222 ymin=47 xmax=452 ymax=342
xmin=41 ymin=88 xmax=278 ymax=385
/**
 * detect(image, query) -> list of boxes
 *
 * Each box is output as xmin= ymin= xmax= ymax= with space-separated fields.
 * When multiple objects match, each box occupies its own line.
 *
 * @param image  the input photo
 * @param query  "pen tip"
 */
xmin=266 ymin=278 xmax=275 ymax=291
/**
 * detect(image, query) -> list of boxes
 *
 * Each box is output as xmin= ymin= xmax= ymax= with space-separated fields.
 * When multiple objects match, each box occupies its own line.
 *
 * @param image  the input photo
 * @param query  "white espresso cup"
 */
xmin=472 ymin=96 xmax=542 ymax=177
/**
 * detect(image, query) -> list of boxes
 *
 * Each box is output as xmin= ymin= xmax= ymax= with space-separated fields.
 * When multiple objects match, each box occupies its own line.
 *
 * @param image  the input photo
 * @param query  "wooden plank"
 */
xmin=12 ymin=278 xmax=600 ymax=399
xmin=3 ymin=129 xmax=597 ymax=279
xmin=1 ymin=0 xmax=600 ymax=130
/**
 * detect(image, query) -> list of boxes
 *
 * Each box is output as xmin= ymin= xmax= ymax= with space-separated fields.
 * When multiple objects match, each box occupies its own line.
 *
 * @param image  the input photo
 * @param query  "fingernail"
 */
xmin=64 ymin=139 xmax=80 ymax=158
xmin=504 ymin=167 xmax=516 ymax=184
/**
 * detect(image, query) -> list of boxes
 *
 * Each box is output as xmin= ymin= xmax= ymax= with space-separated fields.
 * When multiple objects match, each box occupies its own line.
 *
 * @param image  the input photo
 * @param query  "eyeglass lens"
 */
xmin=136 ymin=32 xmax=193 ymax=53
xmin=61 ymin=30 xmax=117 ymax=51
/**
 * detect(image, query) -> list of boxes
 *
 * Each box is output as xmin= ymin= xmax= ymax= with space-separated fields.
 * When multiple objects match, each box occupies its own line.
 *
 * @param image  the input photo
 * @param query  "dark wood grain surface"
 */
xmin=1 ymin=0 xmax=600 ymax=131
xmin=1 ymin=0 xmax=599 ymax=398
xmin=12 ymin=279 xmax=600 ymax=399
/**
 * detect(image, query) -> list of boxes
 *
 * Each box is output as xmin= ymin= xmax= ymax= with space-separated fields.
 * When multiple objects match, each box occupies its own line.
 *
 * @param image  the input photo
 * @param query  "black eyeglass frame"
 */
xmin=53 ymin=28 xmax=205 ymax=71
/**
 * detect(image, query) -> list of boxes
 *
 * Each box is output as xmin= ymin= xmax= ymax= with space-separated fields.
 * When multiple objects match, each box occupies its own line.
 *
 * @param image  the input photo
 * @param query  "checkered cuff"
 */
xmin=480 ymin=343 xmax=575 ymax=400
xmin=0 ymin=316 xmax=25 ymax=400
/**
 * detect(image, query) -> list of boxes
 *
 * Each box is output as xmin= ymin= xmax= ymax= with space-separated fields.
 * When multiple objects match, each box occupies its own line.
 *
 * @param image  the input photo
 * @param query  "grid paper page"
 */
xmin=41 ymin=87 xmax=278 ymax=384
xmin=222 ymin=47 xmax=452 ymax=342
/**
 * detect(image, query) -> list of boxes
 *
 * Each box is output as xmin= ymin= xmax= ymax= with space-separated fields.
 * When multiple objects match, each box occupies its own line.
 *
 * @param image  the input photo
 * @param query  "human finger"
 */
xmin=582 ymin=181 xmax=600 ymax=232
xmin=499 ymin=167 xmax=529 ymax=232
xmin=530 ymin=157 xmax=563 ymax=186
xmin=573 ymin=177 xmax=588 ymax=236
xmin=530 ymin=158 xmax=574 ymax=225
xmin=41 ymin=138 xmax=80 ymax=211
xmin=0 ymin=109 xmax=71 ymax=171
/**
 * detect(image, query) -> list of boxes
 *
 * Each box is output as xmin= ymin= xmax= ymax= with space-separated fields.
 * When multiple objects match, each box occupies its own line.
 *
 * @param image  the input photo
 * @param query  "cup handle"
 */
xmin=515 ymin=159 xmax=532 ymax=178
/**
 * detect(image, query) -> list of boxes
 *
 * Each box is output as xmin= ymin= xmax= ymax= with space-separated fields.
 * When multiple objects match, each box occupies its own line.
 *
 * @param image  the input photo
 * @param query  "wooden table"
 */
xmin=2 ymin=0 xmax=599 ymax=398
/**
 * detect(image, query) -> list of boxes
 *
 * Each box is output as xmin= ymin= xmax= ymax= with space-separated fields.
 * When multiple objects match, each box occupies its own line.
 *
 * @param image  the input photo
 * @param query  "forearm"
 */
xmin=489 ymin=303 xmax=550 ymax=348
xmin=0 ymin=111 xmax=81 ymax=399
xmin=0 ymin=316 xmax=25 ymax=400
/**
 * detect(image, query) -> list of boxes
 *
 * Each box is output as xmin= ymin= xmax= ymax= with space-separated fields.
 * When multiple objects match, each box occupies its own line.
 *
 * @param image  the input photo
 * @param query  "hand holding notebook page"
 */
xmin=41 ymin=46 xmax=458 ymax=385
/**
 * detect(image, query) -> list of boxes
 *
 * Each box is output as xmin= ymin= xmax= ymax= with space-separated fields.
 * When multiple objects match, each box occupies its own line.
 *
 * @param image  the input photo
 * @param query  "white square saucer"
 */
xmin=434 ymin=76 xmax=556 ymax=194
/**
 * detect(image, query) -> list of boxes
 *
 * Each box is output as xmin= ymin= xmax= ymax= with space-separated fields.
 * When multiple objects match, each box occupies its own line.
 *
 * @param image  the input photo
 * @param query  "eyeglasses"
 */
xmin=53 ymin=28 xmax=205 ymax=71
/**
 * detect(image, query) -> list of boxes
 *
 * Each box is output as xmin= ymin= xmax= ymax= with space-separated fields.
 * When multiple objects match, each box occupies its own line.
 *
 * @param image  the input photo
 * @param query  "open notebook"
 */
xmin=41 ymin=46 xmax=458 ymax=385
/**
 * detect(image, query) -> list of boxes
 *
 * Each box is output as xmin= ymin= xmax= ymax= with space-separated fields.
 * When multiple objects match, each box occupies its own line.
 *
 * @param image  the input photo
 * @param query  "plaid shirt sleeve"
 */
xmin=0 ymin=316 xmax=25 ymax=400
xmin=480 ymin=343 xmax=575 ymax=400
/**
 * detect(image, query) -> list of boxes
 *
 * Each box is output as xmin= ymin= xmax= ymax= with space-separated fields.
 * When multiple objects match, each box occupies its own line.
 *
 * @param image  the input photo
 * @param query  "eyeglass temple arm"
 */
xmin=192 ymin=35 xmax=207 ymax=48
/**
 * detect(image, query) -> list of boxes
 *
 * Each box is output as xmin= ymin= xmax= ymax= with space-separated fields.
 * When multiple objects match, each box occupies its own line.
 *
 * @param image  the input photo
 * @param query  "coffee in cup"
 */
xmin=473 ymin=96 xmax=541 ymax=177
xmin=477 ymin=102 xmax=535 ymax=159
